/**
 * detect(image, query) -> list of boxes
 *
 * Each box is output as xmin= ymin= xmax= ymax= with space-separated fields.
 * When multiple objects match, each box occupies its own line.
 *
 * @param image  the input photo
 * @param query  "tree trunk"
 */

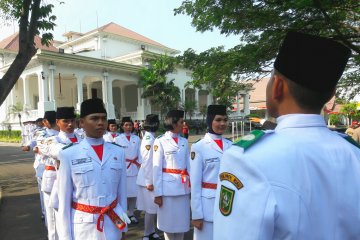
xmin=0 ymin=51 xmax=35 ymax=105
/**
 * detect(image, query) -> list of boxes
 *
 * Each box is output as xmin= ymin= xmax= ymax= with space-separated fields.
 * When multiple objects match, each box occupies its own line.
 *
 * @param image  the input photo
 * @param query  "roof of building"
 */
xmin=83 ymin=22 xmax=167 ymax=48
xmin=0 ymin=32 xmax=58 ymax=52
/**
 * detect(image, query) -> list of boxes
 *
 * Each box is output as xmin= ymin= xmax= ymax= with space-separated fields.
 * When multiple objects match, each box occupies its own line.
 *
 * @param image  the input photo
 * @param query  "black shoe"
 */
xmin=143 ymin=232 xmax=161 ymax=240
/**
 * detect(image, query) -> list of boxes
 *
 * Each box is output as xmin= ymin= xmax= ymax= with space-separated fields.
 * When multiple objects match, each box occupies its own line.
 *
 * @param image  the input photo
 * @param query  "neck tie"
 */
xmin=173 ymin=137 xmax=178 ymax=144
xmin=69 ymin=137 xmax=77 ymax=143
xmin=92 ymin=144 xmax=104 ymax=160
xmin=126 ymin=135 xmax=131 ymax=141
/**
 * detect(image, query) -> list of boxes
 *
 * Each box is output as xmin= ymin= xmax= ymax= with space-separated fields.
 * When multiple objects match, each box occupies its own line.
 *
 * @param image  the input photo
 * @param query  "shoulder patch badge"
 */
xmin=154 ymin=145 xmax=158 ymax=151
xmin=145 ymin=135 xmax=151 ymax=140
xmin=233 ymin=130 xmax=265 ymax=150
xmin=145 ymin=145 xmax=151 ymax=151
xmin=219 ymin=185 xmax=235 ymax=216
xmin=156 ymin=134 xmax=164 ymax=139
xmin=191 ymin=151 xmax=196 ymax=160
xmin=220 ymin=172 xmax=243 ymax=190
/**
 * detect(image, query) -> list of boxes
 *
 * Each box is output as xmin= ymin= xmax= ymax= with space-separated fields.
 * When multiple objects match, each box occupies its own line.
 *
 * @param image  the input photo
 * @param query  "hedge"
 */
xmin=0 ymin=130 xmax=22 ymax=143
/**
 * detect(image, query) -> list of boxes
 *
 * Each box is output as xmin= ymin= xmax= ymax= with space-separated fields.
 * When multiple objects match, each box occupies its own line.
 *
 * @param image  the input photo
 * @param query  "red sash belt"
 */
xmin=162 ymin=168 xmax=189 ymax=185
xmin=72 ymin=198 xmax=126 ymax=232
xmin=202 ymin=182 xmax=217 ymax=189
xmin=45 ymin=165 xmax=56 ymax=171
xmin=126 ymin=157 xmax=140 ymax=169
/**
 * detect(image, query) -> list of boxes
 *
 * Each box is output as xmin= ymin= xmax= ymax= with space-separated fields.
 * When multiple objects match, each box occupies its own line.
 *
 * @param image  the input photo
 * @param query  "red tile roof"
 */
xmin=0 ymin=32 xmax=58 ymax=52
xmin=85 ymin=22 xmax=167 ymax=48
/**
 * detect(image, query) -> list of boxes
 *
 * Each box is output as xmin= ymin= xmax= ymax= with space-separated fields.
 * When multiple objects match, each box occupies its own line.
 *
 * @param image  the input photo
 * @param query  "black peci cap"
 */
xmin=166 ymin=110 xmax=184 ymax=118
xmin=145 ymin=114 xmax=159 ymax=124
xmin=121 ymin=117 xmax=132 ymax=123
xmin=274 ymin=31 xmax=351 ymax=91
xmin=56 ymin=107 xmax=76 ymax=119
xmin=43 ymin=111 xmax=56 ymax=123
xmin=80 ymin=98 xmax=107 ymax=118
xmin=108 ymin=119 xmax=116 ymax=125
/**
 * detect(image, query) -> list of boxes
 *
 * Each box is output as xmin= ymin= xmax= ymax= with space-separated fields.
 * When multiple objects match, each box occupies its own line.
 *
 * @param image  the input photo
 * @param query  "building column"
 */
xmin=136 ymin=88 xmax=145 ymax=120
xmin=120 ymin=86 xmax=126 ymax=115
xmin=195 ymin=89 xmax=199 ymax=110
xmin=48 ymin=64 xmax=56 ymax=110
xmin=236 ymin=93 xmax=241 ymax=116
xmin=244 ymin=93 xmax=250 ymax=115
xmin=76 ymin=74 xmax=84 ymax=112
xmin=87 ymin=83 xmax=92 ymax=99
xmin=37 ymin=72 xmax=45 ymax=117
xmin=106 ymin=78 xmax=115 ymax=119
xmin=207 ymin=93 xmax=212 ymax=105
xmin=102 ymin=72 xmax=115 ymax=119
xmin=22 ymin=76 xmax=30 ymax=109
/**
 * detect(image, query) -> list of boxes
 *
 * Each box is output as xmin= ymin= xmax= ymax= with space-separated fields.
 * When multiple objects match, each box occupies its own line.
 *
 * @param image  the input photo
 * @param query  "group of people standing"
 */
xmin=21 ymin=30 xmax=360 ymax=240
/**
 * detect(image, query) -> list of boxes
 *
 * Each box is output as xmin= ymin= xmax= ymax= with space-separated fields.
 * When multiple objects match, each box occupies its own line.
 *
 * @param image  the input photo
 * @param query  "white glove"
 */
xmin=119 ymin=212 xmax=131 ymax=224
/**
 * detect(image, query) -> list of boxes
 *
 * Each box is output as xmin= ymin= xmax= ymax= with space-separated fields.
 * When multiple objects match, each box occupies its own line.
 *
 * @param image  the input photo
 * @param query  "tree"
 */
xmin=199 ymin=104 xmax=207 ymax=123
xmin=139 ymin=55 xmax=181 ymax=118
xmin=0 ymin=0 xmax=57 ymax=105
xmin=175 ymin=0 xmax=360 ymax=100
xmin=340 ymin=102 xmax=360 ymax=125
xmin=183 ymin=99 xmax=197 ymax=120
xmin=8 ymin=102 xmax=25 ymax=126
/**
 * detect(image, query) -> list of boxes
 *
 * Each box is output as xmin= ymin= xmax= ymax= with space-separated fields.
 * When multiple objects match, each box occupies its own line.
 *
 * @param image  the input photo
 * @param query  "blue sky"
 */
xmin=0 ymin=0 xmax=240 ymax=54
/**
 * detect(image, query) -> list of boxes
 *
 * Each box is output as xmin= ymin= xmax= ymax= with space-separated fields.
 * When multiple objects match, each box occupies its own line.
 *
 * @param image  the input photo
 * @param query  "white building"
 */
xmin=0 ymin=22 xmax=220 ymax=130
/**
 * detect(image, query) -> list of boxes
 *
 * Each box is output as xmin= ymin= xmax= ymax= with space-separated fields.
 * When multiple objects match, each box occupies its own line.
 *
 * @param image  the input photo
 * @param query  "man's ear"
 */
xmin=272 ymin=74 xmax=286 ymax=101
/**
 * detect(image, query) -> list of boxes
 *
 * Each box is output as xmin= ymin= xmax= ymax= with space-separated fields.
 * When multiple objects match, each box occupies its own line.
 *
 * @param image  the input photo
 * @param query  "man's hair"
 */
xmin=275 ymin=70 xmax=335 ymax=112
xmin=164 ymin=116 xmax=182 ymax=131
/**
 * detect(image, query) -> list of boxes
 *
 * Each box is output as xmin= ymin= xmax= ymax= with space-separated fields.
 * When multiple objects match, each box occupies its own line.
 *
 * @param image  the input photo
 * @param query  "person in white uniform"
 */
xmin=57 ymin=98 xmax=131 ymax=240
xmin=103 ymin=119 xmax=120 ymax=143
xmin=213 ymin=31 xmax=360 ymax=239
xmin=136 ymin=114 xmax=161 ymax=240
xmin=153 ymin=110 xmax=190 ymax=240
xmin=190 ymin=105 xmax=232 ymax=240
xmin=114 ymin=117 xmax=141 ymax=224
xmin=23 ymin=113 xmax=57 ymax=223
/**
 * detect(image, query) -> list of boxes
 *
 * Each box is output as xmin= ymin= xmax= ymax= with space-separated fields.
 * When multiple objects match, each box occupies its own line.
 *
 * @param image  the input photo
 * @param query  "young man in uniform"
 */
xmin=103 ymin=119 xmax=120 ymax=143
xmin=213 ymin=32 xmax=360 ymax=239
xmin=57 ymin=98 xmax=130 ymax=240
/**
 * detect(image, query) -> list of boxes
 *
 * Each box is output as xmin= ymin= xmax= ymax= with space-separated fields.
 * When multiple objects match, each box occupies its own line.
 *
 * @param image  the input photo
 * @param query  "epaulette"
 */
xmin=62 ymin=143 xmax=75 ymax=150
xmin=233 ymin=130 xmax=266 ymax=150
xmin=193 ymin=138 xmax=201 ymax=144
xmin=111 ymin=142 xmax=124 ymax=148
xmin=156 ymin=134 xmax=164 ymax=139
xmin=224 ymin=137 xmax=232 ymax=142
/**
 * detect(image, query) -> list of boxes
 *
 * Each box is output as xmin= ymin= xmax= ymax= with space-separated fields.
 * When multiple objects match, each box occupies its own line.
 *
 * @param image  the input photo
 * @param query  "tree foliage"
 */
xmin=175 ymin=0 xmax=360 ymax=100
xmin=0 ymin=0 xmax=58 ymax=105
xmin=183 ymin=99 xmax=197 ymax=120
xmin=139 ymin=55 xmax=181 ymax=118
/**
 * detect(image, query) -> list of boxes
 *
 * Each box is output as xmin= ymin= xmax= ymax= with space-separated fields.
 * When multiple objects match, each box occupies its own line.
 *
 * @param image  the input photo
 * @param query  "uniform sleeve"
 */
xmin=213 ymin=147 xmax=277 ymax=240
xmin=153 ymin=138 xmax=164 ymax=197
xmin=142 ymin=139 xmax=154 ymax=186
xmin=190 ymin=143 xmax=204 ymax=220
xmin=57 ymin=150 xmax=74 ymax=240
xmin=117 ymin=148 xmax=127 ymax=219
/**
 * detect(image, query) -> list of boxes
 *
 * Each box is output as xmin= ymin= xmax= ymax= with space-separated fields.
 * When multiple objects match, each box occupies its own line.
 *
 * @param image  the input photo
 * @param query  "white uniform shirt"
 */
xmin=114 ymin=133 xmax=141 ymax=177
xmin=136 ymin=131 xmax=156 ymax=187
xmin=103 ymin=131 xmax=120 ymax=143
xmin=190 ymin=133 xmax=232 ymax=221
xmin=153 ymin=131 xmax=190 ymax=197
xmin=57 ymin=138 xmax=127 ymax=240
xmin=213 ymin=114 xmax=360 ymax=240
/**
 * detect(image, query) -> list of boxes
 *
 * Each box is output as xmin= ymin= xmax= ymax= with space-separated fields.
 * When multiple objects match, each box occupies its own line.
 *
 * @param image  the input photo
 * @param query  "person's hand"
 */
xmin=21 ymin=146 xmax=30 ymax=151
xmin=192 ymin=219 xmax=204 ymax=230
xmin=33 ymin=147 xmax=39 ymax=154
xmin=119 ymin=212 xmax=131 ymax=225
xmin=154 ymin=196 xmax=163 ymax=207
xmin=146 ymin=184 xmax=154 ymax=191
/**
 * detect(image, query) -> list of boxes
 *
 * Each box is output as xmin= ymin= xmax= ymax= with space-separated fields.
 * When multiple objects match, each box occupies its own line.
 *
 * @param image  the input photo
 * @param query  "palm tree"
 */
xmin=183 ymin=99 xmax=197 ymax=120
xmin=199 ymin=104 xmax=207 ymax=123
xmin=8 ymin=102 xmax=24 ymax=126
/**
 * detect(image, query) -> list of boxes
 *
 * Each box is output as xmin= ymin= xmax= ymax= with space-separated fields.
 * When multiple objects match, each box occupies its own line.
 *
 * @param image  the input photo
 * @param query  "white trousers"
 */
xmin=43 ymin=191 xmax=58 ymax=240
